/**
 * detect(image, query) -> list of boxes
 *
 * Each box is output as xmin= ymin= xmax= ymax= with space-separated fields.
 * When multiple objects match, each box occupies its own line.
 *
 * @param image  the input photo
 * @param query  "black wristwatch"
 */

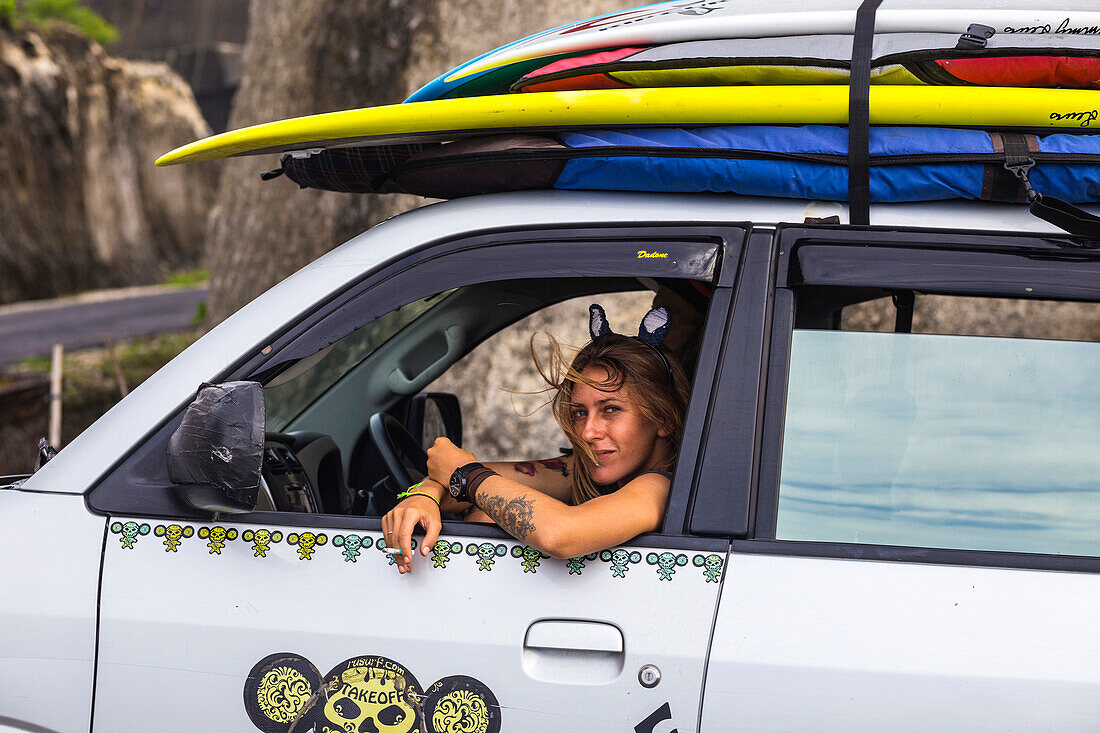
xmin=448 ymin=462 xmax=495 ymax=505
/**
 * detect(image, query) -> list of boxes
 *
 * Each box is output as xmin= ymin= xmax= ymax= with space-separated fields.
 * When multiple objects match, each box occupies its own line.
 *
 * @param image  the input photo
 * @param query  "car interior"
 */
xmin=254 ymin=275 xmax=712 ymax=520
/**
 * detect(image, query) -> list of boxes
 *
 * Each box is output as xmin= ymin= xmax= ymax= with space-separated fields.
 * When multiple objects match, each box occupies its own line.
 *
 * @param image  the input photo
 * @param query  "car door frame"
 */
xmin=88 ymin=221 xmax=749 ymax=732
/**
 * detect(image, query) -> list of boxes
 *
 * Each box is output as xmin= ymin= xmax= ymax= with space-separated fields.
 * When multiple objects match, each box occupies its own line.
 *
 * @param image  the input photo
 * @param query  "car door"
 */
xmin=88 ymin=224 xmax=743 ymax=732
xmin=698 ymin=226 xmax=1100 ymax=731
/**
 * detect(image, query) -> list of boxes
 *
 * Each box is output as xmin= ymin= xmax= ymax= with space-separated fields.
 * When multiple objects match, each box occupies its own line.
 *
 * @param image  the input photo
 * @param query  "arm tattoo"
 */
xmin=538 ymin=457 xmax=569 ymax=477
xmin=514 ymin=462 xmax=537 ymax=476
xmin=477 ymin=492 xmax=536 ymax=540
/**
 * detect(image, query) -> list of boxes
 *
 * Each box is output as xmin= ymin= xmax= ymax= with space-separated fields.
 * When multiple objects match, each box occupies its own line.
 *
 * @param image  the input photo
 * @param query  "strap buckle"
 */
xmin=1004 ymin=158 xmax=1039 ymax=202
xmin=956 ymin=23 xmax=995 ymax=50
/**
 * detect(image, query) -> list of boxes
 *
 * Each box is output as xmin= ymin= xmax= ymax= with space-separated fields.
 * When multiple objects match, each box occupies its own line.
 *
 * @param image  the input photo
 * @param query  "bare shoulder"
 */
xmin=621 ymin=471 xmax=672 ymax=495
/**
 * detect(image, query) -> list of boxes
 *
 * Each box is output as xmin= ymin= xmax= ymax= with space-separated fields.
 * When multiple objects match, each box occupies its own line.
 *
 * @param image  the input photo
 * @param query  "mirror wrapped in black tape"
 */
xmin=168 ymin=381 xmax=264 ymax=514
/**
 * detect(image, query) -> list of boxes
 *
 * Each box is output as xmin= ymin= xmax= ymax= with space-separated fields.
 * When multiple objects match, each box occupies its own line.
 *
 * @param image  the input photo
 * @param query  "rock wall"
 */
xmin=0 ymin=26 xmax=216 ymax=304
xmin=205 ymin=0 xmax=638 ymax=323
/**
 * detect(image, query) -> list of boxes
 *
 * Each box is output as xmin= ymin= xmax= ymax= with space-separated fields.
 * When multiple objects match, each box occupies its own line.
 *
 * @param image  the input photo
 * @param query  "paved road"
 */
xmin=0 ymin=286 xmax=207 ymax=364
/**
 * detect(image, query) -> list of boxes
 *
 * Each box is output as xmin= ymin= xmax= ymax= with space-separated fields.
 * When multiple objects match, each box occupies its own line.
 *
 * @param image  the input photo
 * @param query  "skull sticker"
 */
xmin=242 ymin=529 xmax=284 ymax=558
xmin=693 ymin=553 xmax=724 ymax=583
xmin=198 ymin=525 xmax=238 ymax=554
xmin=600 ymin=548 xmax=642 ymax=578
xmin=510 ymin=545 xmax=550 ymax=574
xmin=466 ymin=542 xmax=507 ymax=571
xmin=646 ymin=551 xmax=688 ymax=580
xmin=566 ymin=553 xmax=599 ymax=575
xmin=287 ymin=532 xmax=327 ymax=560
xmin=333 ymin=533 xmax=373 ymax=562
xmin=430 ymin=540 xmax=463 ymax=569
xmin=244 ymin=654 xmax=503 ymax=733
xmin=312 ymin=656 xmax=423 ymax=733
xmin=153 ymin=524 xmax=194 ymax=552
xmin=110 ymin=521 xmax=151 ymax=549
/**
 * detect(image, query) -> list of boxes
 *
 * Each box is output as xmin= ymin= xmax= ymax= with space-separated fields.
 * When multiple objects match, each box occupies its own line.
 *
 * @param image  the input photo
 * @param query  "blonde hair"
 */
xmin=533 ymin=332 xmax=690 ymax=505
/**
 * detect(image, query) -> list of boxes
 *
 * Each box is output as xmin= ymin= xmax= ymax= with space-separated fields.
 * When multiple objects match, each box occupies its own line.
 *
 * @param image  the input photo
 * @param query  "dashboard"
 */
xmin=260 ymin=433 xmax=350 ymax=514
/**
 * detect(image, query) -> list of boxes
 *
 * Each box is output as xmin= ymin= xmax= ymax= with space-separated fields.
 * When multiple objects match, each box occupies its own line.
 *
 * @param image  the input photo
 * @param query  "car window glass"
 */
xmin=265 ymin=290 xmax=453 ymax=430
xmin=776 ymin=296 xmax=1100 ymax=556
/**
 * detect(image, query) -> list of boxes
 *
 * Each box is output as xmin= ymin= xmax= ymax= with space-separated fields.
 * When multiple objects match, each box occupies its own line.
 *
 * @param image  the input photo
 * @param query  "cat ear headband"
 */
xmin=589 ymin=303 xmax=673 ymax=383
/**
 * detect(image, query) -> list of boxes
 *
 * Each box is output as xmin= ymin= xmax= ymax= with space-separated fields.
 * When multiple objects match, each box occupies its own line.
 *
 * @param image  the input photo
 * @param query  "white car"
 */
xmin=3 ymin=191 xmax=1099 ymax=732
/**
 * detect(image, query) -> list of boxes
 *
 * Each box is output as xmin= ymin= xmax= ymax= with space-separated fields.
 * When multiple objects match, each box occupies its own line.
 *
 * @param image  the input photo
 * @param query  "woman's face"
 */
xmin=570 ymin=366 xmax=669 ymax=486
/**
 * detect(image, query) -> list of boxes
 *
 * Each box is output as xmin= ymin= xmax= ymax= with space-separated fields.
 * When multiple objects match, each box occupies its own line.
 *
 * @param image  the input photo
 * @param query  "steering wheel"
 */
xmin=368 ymin=412 xmax=429 ymax=513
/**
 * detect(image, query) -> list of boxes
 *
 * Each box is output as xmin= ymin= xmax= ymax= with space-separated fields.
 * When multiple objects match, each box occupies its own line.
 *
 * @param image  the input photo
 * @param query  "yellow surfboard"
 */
xmin=157 ymin=85 xmax=1100 ymax=166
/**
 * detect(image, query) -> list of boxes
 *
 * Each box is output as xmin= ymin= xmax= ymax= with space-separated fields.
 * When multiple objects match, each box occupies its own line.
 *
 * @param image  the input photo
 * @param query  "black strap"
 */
xmin=1000 ymin=133 xmax=1100 ymax=243
xmin=848 ymin=0 xmax=884 ymax=225
xmin=1029 ymin=196 xmax=1100 ymax=242
xmin=892 ymin=291 xmax=915 ymax=333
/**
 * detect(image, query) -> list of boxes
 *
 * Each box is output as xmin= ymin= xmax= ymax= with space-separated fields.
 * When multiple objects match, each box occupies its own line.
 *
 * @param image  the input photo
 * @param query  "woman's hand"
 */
xmin=426 ymin=437 xmax=477 ymax=487
xmin=381 ymin=481 xmax=444 ymax=574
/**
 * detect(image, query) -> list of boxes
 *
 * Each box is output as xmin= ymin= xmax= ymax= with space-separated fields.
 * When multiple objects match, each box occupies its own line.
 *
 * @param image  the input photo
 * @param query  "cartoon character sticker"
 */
xmin=423 ymin=675 xmax=501 ymax=733
xmin=286 ymin=532 xmax=327 ymax=560
xmin=693 ymin=553 xmax=724 ymax=583
xmin=510 ymin=545 xmax=549 ymax=574
xmin=198 ymin=526 xmax=238 ymax=554
xmin=600 ymin=548 xmax=642 ymax=578
xmin=110 ymin=520 xmax=150 ymax=549
xmin=333 ymin=533 xmax=373 ymax=562
xmin=647 ymin=552 xmax=688 ymax=580
xmin=242 ymin=529 xmax=283 ymax=558
xmin=466 ymin=542 xmax=507 ymax=571
xmin=243 ymin=652 xmax=323 ymax=733
xmin=153 ymin=524 xmax=194 ymax=552
xmin=431 ymin=539 xmax=463 ymax=569
xmin=566 ymin=553 xmax=598 ymax=575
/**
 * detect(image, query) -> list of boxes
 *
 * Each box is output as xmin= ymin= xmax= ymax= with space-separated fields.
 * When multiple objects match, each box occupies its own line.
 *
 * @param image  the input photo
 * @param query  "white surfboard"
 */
xmin=408 ymin=0 xmax=1100 ymax=101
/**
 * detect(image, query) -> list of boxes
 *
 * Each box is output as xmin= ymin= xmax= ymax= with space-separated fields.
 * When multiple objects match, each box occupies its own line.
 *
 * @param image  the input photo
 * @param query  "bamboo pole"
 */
xmin=48 ymin=343 xmax=63 ymax=449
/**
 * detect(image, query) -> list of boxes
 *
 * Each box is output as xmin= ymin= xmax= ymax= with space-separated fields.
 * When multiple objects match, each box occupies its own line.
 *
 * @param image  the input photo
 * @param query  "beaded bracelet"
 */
xmin=395 ymin=489 xmax=441 ymax=508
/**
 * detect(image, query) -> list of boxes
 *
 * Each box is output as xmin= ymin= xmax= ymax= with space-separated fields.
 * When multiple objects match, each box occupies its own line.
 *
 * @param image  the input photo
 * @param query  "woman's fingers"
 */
xmin=420 ymin=516 xmax=441 ymax=556
xmin=396 ymin=509 xmax=422 ymax=573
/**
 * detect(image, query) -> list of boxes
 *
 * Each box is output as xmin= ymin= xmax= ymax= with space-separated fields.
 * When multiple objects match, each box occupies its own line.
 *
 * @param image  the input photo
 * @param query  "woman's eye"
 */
xmin=572 ymin=409 xmax=587 ymax=420
xmin=603 ymin=405 xmax=621 ymax=415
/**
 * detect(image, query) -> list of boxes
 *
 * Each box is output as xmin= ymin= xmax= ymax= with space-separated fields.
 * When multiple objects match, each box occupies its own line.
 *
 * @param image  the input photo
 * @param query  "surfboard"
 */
xmin=509 ymin=34 xmax=1100 ymax=94
xmin=156 ymin=85 xmax=1100 ymax=166
xmin=408 ymin=1 xmax=1100 ymax=102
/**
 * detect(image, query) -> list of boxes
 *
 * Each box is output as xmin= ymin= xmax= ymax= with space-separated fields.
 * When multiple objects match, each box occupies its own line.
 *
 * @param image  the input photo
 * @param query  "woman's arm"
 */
xmin=464 ymin=471 xmax=668 ymax=558
xmin=381 ymin=453 xmax=573 ymax=573
xmin=426 ymin=438 xmax=669 ymax=559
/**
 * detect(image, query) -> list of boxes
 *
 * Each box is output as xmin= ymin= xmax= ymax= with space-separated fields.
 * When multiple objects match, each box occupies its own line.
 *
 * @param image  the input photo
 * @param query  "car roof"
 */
xmin=25 ymin=190 xmax=1097 ymax=494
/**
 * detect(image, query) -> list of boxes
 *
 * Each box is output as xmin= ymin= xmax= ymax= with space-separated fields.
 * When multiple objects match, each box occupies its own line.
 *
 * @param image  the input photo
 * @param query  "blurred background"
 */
xmin=2 ymin=1 xmax=1097 ymax=475
xmin=0 ymin=0 xmax=640 ymax=473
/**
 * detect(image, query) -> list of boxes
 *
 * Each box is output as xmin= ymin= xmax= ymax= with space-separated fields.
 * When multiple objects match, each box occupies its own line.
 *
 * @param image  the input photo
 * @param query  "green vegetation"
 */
xmin=4 ymin=0 xmax=118 ymax=46
xmin=166 ymin=268 xmax=210 ymax=288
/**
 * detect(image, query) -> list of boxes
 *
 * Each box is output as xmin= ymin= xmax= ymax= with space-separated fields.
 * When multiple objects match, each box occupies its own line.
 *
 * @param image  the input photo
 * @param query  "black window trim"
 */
xmin=684 ymin=229 xmax=779 ymax=538
xmin=745 ymin=224 xmax=1100 ymax=574
xmin=88 ymin=222 xmax=749 ymax=545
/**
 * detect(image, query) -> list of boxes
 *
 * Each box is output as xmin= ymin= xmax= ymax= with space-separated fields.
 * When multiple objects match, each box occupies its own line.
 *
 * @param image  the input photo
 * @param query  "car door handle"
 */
xmin=522 ymin=620 xmax=624 ymax=683
xmin=525 ymin=619 xmax=624 ymax=653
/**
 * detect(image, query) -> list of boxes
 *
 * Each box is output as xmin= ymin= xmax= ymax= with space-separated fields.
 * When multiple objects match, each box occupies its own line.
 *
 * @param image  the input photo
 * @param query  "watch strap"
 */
xmin=464 ymin=466 xmax=498 ymax=507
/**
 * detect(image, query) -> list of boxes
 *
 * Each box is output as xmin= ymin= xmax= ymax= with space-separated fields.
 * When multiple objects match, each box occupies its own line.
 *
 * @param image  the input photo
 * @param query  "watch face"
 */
xmin=449 ymin=469 xmax=463 ymax=499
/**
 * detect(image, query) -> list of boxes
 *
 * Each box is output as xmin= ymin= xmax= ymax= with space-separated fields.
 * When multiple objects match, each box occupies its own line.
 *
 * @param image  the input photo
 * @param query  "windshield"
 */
xmin=265 ymin=290 xmax=453 ymax=430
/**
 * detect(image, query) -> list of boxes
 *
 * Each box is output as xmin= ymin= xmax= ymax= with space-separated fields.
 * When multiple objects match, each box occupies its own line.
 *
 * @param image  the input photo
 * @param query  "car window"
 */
xmin=775 ymin=295 xmax=1100 ymax=556
xmin=265 ymin=290 xmax=453 ymax=430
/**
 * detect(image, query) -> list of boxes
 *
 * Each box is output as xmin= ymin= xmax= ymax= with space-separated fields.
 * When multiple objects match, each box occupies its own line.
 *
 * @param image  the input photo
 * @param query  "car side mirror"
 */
xmin=167 ymin=381 xmax=264 ymax=515
xmin=408 ymin=392 xmax=462 ymax=448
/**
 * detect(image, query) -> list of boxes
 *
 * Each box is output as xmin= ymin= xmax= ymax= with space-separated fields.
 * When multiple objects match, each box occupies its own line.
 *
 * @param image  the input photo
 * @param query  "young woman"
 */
xmin=381 ymin=304 xmax=690 ymax=572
